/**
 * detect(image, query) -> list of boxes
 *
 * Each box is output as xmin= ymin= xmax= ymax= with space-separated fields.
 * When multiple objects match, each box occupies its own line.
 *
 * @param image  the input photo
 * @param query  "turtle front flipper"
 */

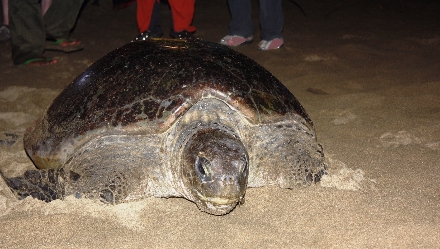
xmin=0 ymin=169 xmax=65 ymax=202
xmin=247 ymin=119 xmax=327 ymax=188
xmin=1 ymin=167 xmax=139 ymax=204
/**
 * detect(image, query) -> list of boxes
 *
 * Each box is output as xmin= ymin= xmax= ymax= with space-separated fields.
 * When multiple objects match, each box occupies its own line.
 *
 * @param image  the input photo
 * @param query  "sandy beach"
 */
xmin=0 ymin=0 xmax=439 ymax=248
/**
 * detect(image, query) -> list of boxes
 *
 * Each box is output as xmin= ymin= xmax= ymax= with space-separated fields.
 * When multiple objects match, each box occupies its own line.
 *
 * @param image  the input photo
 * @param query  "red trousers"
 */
xmin=137 ymin=0 xmax=196 ymax=33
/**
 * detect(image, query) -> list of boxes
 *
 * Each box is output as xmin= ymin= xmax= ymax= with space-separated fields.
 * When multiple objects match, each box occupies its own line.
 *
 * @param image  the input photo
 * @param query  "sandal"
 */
xmin=220 ymin=35 xmax=253 ymax=47
xmin=258 ymin=38 xmax=284 ymax=51
xmin=23 ymin=56 xmax=58 ymax=66
xmin=45 ymin=38 xmax=84 ymax=53
xmin=170 ymin=30 xmax=195 ymax=40
xmin=133 ymin=30 xmax=163 ymax=41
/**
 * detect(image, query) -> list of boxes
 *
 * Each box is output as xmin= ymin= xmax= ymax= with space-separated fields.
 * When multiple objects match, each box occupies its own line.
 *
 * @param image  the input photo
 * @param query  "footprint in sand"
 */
xmin=0 ymin=133 xmax=19 ymax=147
xmin=379 ymin=130 xmax=421 ymax=148
xmin=341 ymin=34 xmax=374 ymax=41
xmin=409 ymin=37 xmax=440 ymax=47
xmin=332 ymin=111 xmax=357 ymax=125
xmin=304 ymin=54 xmax=337 ymax=62
xmin=424 ymin=141 xmax=440 ymax=151
xmin=320 ymin=157 xmax=376 ymax=191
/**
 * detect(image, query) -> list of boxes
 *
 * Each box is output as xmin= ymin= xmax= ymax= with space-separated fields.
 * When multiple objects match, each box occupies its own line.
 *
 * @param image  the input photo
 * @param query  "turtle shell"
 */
xmin=24 ymin=39 xmax=312 ymax=169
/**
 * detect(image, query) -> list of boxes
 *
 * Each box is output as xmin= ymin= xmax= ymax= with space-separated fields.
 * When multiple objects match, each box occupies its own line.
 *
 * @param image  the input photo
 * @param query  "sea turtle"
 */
xmin=1 ymin=39 xmax=326 ymax=215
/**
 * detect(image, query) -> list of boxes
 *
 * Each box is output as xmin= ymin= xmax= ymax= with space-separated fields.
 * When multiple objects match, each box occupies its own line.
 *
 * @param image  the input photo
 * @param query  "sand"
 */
xmin=0 ymin=0 xmax=439 ymax=248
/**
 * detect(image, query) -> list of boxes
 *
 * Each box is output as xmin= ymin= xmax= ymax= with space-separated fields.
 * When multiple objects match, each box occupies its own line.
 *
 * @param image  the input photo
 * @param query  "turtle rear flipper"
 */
xmin=0 ymin=169 xmax=65 ymax=202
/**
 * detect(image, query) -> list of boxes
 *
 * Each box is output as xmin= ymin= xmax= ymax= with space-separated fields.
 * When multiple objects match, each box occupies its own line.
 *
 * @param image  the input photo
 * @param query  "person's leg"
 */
xmin=137 ymin=0 xmax=156 ymax=33
xmin=0 ymin=0 xmax=10 ymax=42
xmin=41 ymin=0 xmax=53 ymax=16
xmin=258 ymin=0 xmax=283 ymax=50
xmin=168 ymin=0 xmax=196 ymax=33
xmin=43 ymin=0 xmax=84 ymax=40
xmin=2 ymin=0 xmax=8 ymax=25
xmin=259 ymin=0 xmax=283 ymax=41
xmin=227 ymin=0 xmax=253 ymax=37
xmin=219 ymin=0 xmax=253 ymax=46
xmin=135 ymin=0 xmax=162 ymax=40
xmin=9 ymin=0 xmax=47 ymax=64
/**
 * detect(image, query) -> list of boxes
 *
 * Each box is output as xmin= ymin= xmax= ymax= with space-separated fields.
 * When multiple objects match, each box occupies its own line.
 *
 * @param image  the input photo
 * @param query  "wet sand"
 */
xmin=0 ymin=0 xmax=439 ymax=248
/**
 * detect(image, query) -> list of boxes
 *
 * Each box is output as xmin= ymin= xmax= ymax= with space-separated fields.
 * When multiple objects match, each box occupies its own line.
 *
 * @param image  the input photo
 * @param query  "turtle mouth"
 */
xmin=196 ymin=193 xmax=239 ymax=205
xmin=193 ymin=191 xmax=241 ymax=215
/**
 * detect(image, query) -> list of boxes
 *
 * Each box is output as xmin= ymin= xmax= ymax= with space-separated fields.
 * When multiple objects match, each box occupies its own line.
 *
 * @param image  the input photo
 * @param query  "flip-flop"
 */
xmin=45 ymin=38 xmax=84 ymax=53
xmin=23 ymin=56 xmax=58 ymax=66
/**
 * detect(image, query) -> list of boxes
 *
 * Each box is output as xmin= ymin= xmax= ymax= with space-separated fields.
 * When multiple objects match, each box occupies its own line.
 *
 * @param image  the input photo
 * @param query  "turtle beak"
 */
xmin=194 ymin=193 xmax=243 ymax=215
xmin=193 ymin=174 xmax=247 ymax=215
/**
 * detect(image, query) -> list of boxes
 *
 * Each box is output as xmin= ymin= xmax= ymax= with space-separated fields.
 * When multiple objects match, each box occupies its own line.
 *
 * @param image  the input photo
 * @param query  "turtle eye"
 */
xmin=195 ymin=156 xmax=211 ymax=178
xmin=238 ymin=155 xmax=248 ymax=174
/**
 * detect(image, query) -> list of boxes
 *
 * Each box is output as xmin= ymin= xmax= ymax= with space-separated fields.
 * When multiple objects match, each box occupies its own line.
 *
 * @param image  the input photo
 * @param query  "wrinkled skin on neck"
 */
xmin=181 ymin=128 xmax=248 ymax=215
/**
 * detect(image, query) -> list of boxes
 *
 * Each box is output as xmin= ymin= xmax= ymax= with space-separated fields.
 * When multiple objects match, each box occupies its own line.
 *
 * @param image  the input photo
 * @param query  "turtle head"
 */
xmin=181 ymin=128 xmax=248 ymax=215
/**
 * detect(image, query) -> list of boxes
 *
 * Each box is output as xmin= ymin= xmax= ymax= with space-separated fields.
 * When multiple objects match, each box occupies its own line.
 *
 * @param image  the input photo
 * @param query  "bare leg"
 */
xmin=0 ymin=0 xmax=10 ymax=42
xmin=2 ymin=0 xmax=8 ymax=25
xmin=41 ymin=0 xmax=52 ymax=16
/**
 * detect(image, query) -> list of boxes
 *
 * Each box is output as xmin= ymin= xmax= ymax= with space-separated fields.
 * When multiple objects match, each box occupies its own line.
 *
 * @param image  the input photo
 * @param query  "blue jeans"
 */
xmin=227 ymin=0 xmax=283 ymax=41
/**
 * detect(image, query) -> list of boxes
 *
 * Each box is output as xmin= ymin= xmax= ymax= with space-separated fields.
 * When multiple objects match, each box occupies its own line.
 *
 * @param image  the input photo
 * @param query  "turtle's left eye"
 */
xmin=236 ymin=155 xmax=248 ymax=174
xmin=195 ymin=156 xmax=211 ymax=178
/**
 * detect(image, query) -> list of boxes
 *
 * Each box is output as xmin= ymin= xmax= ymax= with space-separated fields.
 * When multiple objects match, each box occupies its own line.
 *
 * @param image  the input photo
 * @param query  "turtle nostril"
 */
xmin=220 ymin=175 xmax=237 ymax=185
